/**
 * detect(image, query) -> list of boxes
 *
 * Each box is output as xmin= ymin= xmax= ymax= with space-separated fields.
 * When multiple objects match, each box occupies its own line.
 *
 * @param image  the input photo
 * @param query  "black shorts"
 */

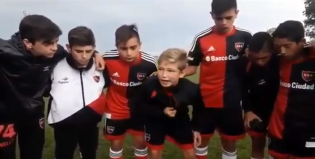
xmin=144 ymin=120 xmax=194 ymax=150
xmin=247 ymin=107 xmax=272 ymax=138
xmin=268 ymin=134 xmax=315 ymax=158
xmin=103 ymin=115 xmax=144 ymax=140
xmin=199 ymin=107 xmax=245 ymax=140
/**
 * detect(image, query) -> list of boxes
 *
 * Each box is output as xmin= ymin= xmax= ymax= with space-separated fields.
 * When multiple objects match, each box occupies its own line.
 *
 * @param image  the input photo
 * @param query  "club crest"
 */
xmin=106 ymin=126 xmax=114 ymax=134
xmin=93 ymin=76 xmax=100 ymax=83
xmin=302 ymin=71 xmax=315 ymax=82
xmin=137 ymin=73 xmax=147 ymax=80
xmin=235 ymin=42 xmax=244 ymax=52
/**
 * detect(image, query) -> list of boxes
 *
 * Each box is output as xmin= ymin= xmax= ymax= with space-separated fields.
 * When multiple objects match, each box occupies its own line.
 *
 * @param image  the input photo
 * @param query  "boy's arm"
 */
xmin=241 ymin=57 xmax=252 ymax=113
xmin=103 ymin=66 xmax=110 ymax=88
xmin=191 ymin=86 xmax=205 ymax=132
xmin=43 ymin=72 xmax=54 ymax=97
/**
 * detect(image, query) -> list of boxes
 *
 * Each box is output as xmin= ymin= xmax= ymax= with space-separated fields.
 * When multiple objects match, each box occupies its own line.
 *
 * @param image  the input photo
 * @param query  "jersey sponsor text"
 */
xmin=111 ymin=78 xmax=142 ymax=87
xmin=210 ymin=55 xmax=239 ymax=61
xmin=280 ymin=81 xmax=314 ymax=90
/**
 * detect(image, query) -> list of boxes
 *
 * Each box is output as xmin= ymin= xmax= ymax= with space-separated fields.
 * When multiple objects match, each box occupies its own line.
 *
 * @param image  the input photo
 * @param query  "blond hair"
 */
xmin=158 ymin=48 xmax=187 ymax=70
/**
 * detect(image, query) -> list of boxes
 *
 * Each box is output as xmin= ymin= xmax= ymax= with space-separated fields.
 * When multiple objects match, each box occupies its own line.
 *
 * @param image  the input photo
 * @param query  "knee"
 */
xmin=110 ymin=140 xmax=124 ymax=151
xmin=133 ymin=136 xmax=147 ymax=149
xmin=149 ymin=150 xmax=162 ymax=159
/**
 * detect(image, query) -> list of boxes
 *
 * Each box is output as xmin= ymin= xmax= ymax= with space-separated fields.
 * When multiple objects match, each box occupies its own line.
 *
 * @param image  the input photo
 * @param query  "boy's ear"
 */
xmin=66 ymin=44 xmax=71 ymax=53
xmin=179 ymin=70 xmax=185 ymax=78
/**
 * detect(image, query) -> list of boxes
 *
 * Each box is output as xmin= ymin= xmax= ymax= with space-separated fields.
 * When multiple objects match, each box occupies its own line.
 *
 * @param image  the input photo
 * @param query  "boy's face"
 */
xmin=246 ymin=48 xmax=272 ymax=66
xmin=117 ymin=37 xmax=141 ymax=63
xmin=273 ymin=37 xmax=305 ymax=59
xmin=67 ymin=44 xmax=95 ymax=67
xmin=211 ymin=8 xmax=238 ymax=33
xmin=23 ymin=38 xmax=59 ymax=58
xmin=157 ymin=61 xmax=185 ymax=87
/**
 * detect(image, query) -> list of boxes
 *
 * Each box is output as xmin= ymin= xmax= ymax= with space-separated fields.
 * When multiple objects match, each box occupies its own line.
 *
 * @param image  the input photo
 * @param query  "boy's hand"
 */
xmin=244 ymin=111 xmax=261 ymax=128
xmin=94 ymin=53 xmax=105 ymax=70
xmin=163 ymin=107 xmax=176 ymax=117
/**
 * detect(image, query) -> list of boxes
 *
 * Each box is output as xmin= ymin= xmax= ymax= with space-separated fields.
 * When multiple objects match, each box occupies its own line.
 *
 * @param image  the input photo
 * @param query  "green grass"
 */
xmin=17 ymin=70 xmax=255 ymax=159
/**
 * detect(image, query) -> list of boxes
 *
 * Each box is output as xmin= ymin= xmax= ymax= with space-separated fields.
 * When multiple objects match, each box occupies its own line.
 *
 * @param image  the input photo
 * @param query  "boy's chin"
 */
xmin=160 ymin=82 xmax=172 ymax=88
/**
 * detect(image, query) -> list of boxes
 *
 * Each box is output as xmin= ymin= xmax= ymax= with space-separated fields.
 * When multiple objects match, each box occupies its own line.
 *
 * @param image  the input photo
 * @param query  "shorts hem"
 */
xmin=219 ymin=132 xmax=245 ymax=141
xmin=128 ymin=129 xmax=144 ymax=136
xmin=247 ymin=129 xmax=266 ymax=138
xmin=166 ymin=136 xmax=194 ymax=150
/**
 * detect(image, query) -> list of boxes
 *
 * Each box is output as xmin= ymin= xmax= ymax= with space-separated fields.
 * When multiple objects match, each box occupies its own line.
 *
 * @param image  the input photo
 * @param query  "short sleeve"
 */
xmin=187 ymin=36 xmax=203 ymax=66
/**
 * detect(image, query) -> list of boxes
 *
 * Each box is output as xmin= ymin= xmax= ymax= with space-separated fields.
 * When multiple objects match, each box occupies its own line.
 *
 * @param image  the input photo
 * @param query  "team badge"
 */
xmin=39 ymin=118 xmax=45 ymax=129
xmin=205 ymin=56 xmax=210 ymax=62
xmin=137 ymin=73 xmax=147 ymax=80
xmin=106 ymin=126 xmax=115 ymax=134
xmin=235 ymin=42 xmax=244 ymax=52
xmin=93 ymin=75 xmax=100 ymax=83
xmin=301 ymin=71 xmax=315 ymax=82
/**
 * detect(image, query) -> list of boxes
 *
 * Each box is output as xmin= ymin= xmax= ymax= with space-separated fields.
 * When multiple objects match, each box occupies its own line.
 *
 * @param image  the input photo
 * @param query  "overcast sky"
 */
xmin=0 ymin=0 xmax=305 ymax=55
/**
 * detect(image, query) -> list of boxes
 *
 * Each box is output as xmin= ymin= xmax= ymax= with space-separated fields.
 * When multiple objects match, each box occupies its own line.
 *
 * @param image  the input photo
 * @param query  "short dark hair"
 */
xmin=249 ymin=32 xmax=273 ymax=53
xmin=19 ymin=15 xmax=62 ymax=44
xmin=211 ymin=0 xmax=237 ymax=15
xmin=68 ymin=26 xmax=95 ymax=47
xmin=115 ymin=24 xmax=140 ymax=46
xmin=272 ymin=20 xmax=305 ymax=43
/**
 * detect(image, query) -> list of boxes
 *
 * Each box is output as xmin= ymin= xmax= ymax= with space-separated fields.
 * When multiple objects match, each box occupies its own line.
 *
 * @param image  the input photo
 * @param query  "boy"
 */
xmin=243 ymin=32 xmax=279 ymax=159
xmin=134 ymin=48 xmax=204 ymax=159
xmin=268 ymin=20 xmax=315 ymax=159
xmin=185 ymin=0 xmax=252 ymax=158
xmin=103 ymin=24 xmax=157 ymax=159
xmin=47 ymin=26 xmax=107 ymax=159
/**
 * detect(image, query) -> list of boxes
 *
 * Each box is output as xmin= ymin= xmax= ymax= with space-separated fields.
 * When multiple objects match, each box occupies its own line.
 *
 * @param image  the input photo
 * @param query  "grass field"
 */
xmin=17 ymin=70 xmax=255 ymax=159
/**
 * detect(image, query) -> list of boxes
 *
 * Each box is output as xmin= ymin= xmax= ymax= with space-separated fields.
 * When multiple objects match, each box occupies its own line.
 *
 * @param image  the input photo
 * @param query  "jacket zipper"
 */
xmin=79 ymin=70 xmax=86 ymax=107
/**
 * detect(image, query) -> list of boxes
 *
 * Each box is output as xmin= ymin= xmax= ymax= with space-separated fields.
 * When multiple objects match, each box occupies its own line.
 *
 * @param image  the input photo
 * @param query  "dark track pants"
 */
xmin=54 ymin=123 xmax=99 ymax=159
xmin=16 ymin=115 xmax=45 ymax=159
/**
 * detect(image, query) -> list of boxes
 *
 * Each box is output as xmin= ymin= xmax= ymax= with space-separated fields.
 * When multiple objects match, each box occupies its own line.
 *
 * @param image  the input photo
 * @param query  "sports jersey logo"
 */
xmin=302 ymin=71 xmax=315 ymax=82
xmin=93 ymin=75 xmax=100 ymax=83
xmin=235 ymin=42 xmax=244 ymax=52
xmin=137 ymin=73 xmax=147 ymax=80
xmin=106 ymin=126 xmax=114 ymax=134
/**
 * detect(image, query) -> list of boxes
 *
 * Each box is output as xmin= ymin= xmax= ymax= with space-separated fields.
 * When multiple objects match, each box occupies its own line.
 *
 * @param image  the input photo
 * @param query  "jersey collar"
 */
xmin=66 ymin=54 xmax=94 ymax=71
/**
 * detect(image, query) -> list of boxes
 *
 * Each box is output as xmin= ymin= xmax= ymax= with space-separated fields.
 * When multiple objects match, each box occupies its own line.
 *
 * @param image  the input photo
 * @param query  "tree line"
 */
xmin=266 ymin=0 xmax=315 ymax=38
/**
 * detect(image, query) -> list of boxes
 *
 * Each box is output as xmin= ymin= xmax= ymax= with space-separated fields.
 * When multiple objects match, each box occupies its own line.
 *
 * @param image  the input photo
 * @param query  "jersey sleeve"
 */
xmin=243 ymin=32 xmax=252 ymax=55
xmin=187 ymin=36 xmax=203 ymax=66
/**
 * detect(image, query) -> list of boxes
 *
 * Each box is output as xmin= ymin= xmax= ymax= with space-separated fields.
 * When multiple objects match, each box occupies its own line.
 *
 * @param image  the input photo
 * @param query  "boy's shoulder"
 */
xmin=179 ymin=78 xmax=199 ymax=88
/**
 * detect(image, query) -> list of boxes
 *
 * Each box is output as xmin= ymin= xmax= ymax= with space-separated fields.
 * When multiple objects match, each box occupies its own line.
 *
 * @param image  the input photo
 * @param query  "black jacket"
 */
xmin=132 ymin=76 xmax=204 ymax=131
xmin=0 ymin=33 xmax=67 ymax=120
xmin=242 ymin=53 xmax=279 ymax=114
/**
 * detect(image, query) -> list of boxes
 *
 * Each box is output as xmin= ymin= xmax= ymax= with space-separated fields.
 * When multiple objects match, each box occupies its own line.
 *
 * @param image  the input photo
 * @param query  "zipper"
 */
xmin=79 ymin=69 xmax=86 ymax=107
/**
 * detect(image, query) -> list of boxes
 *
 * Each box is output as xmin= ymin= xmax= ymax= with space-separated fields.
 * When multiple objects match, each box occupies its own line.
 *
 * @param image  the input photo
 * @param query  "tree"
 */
xmin=303 ymin=0 xmax=315 ymax=38
xmin=266 ymin=27 xmax=276 ymax=35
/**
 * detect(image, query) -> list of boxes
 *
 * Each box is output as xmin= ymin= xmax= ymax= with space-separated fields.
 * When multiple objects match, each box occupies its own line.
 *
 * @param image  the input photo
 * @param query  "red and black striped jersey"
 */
xmin=103 ymin=50 xmax=157 ymax=119
xmin=188 ymin=26 xmax=252 ymax=108
xmin=269 ymin=46 xmax=315 ymax=140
